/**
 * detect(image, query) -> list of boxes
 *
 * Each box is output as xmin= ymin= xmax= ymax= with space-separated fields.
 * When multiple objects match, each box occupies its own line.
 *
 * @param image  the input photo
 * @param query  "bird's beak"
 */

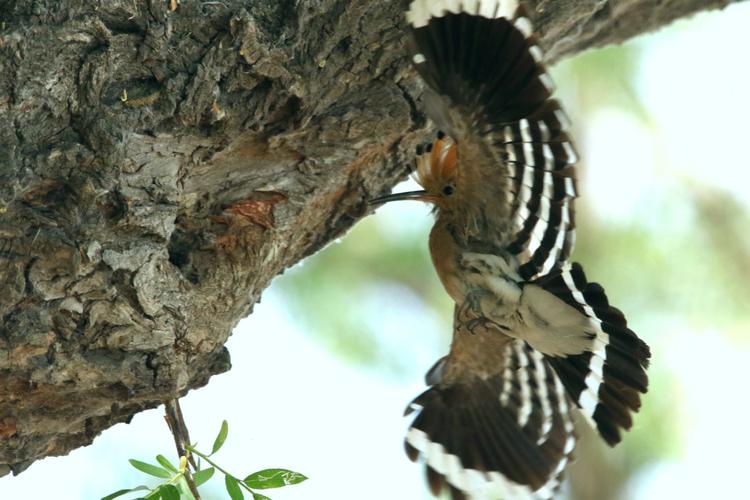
xmin=368 ymin=190 xmax=429 ymax=206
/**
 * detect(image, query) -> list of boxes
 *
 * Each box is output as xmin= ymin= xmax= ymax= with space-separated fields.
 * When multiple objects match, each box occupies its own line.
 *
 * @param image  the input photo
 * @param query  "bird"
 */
xmin=369 ymin=1 xmax=651 ymax=498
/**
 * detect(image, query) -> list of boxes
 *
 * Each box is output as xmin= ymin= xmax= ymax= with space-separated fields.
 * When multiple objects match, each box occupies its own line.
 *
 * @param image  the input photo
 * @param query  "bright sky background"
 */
xmin=2 ymin=3 xmax=750 ymax=499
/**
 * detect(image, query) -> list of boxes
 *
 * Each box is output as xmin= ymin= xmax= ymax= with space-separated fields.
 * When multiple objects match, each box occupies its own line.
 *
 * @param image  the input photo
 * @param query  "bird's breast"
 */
xmin=429 ymin=221 xmax=466 ymax=304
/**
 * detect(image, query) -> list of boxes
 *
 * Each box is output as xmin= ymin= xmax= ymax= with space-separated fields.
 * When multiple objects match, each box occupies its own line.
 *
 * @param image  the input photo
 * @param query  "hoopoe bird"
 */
xmin=370 ymin=1 xmax=651 ymax=498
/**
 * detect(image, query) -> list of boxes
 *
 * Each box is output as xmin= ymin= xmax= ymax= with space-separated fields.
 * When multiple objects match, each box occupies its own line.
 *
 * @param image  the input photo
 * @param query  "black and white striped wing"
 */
xmin=405 ymin=337 xmax=577 ymax=499
xmin=534 ymin=263 xmax=651 ymax=445
xmin=408 ymin=0 xmax=578 ymax=280
xmin=499 ymin=102 xmax=578 ymax=282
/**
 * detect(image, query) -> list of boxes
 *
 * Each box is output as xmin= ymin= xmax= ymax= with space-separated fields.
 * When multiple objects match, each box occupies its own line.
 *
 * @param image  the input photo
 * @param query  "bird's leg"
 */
xmin=456 ymin=291 xmax=497 ymax=335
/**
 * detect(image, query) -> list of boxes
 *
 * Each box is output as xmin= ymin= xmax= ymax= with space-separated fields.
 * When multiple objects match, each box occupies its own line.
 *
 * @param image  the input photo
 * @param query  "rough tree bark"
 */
xmin=0 ymin=0 xmax=738 ymax=477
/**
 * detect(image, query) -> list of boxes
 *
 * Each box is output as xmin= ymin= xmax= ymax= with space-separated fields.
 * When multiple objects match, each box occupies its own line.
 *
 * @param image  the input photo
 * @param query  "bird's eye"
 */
xmin=442 ymin=185 xmax=455 ymax=196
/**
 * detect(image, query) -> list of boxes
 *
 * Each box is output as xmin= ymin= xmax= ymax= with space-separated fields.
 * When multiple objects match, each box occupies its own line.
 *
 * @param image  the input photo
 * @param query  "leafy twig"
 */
xmin=102 ymin=418 xmax=307 ymax=500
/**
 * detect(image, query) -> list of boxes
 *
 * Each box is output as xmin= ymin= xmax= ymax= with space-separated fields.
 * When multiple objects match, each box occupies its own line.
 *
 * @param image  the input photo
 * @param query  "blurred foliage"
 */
xmin=275 ymin=215 xmax=452 ymax=378
xmin=552 ymin=44 xmax=651 ymax=125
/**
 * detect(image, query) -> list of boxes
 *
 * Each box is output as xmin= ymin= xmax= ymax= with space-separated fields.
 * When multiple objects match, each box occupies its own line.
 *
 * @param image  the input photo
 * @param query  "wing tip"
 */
xmin=406 ymin=0 xmax=522 ymax=28
xmin=405 ymin=356 xmax=575 ymax=498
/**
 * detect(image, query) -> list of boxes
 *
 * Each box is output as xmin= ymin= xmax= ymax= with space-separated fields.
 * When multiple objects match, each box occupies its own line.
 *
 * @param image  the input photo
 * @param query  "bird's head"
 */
xmin=370 ymin=133 xmax=460 ymax=211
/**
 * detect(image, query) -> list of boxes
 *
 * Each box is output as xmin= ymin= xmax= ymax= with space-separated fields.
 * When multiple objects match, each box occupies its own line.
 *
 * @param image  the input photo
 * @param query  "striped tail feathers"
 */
xmin=533 ymin=263 xmax=651 ymax=446
xmin=407 ymin=0 xmax=554 ymax=128
xmin=405 ymin=340 xmax=577 ymax=499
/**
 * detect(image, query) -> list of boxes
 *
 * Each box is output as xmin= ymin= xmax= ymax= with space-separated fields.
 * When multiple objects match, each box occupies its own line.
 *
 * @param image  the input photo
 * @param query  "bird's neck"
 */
xmin=436 ymin=206 xmax=512 ymax=255
xmin=436 ymin=206 xmax=475 ymax=247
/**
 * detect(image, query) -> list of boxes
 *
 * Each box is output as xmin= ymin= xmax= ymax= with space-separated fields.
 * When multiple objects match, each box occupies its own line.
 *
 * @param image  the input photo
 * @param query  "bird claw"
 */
xmin=456 ymin=293 xmax=494 ymax=335
xmin=464 ymin=317 xmax=492 ymax=335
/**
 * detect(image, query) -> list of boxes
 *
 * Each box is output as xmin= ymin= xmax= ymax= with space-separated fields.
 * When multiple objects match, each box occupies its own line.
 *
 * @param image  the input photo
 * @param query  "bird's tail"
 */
xmin=406 ymin=0 xmax=553 ymax=132
xmin=533 ymin=263 xmax=651 ymax=445
xmin=405 ymin=341 xmax=576 ymax=500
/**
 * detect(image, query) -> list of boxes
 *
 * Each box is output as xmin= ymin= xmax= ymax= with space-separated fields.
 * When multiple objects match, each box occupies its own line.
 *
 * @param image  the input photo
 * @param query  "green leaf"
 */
xmin=225 ymin=475 xmax=244 ymax=500
xmin=211 ymin=420 xmax=229 ymax=455
xmin=158 ymin=484 xmax=180 ymax=500
xmin=101 ymin=486 xmax=149 ymax=500
xmin=156 ymin=455 xmax=178 ymax=473
xmin=192 ymin=467 xmax=215 ymax=487
xmin=128 ymin=459 xmax=173 ymax=479
xmin=174 ymin=477 xmax=194 ymax=497
xmin=243 ymin=469 xmax=308 ymax=489
xmin=143 ymin=488 xmax=164 ymax=500
xmin=252 ymin=494 xmax=272 ymax=500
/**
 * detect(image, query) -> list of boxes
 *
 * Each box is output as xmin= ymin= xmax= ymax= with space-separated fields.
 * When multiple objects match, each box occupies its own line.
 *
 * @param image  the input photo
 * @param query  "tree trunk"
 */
xmin=0 ymin=0 xmax=738 ymax=476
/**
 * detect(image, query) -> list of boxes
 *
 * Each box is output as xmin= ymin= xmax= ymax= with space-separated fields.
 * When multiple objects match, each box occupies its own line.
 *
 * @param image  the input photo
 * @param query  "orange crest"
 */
xmin=414 ymin=134 xmax=458 ymax=191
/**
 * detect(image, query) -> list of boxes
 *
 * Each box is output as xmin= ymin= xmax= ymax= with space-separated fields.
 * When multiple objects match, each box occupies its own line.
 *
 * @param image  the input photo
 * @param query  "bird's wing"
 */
xmin=405 ymin=307 xmax=576 ymax=499
xmin=408 ymin=0 xmax=578 ymax=280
